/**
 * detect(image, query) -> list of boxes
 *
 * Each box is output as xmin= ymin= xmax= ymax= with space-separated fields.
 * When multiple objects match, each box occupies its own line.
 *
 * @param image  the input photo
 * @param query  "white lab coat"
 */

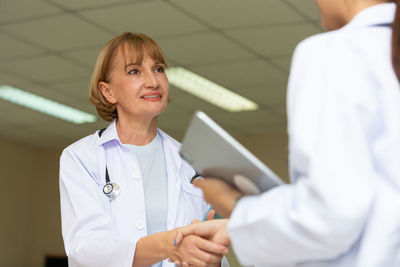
xmin=228 ymin=3 xmax=400 ymax=267
xmin=59 ymin=120 xmax=210 ymax=267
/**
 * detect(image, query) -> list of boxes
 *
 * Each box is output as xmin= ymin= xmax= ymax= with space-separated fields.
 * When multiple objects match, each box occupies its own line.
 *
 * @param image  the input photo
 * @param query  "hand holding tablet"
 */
xmin=180 ymin=111 xmax=284 ymax=195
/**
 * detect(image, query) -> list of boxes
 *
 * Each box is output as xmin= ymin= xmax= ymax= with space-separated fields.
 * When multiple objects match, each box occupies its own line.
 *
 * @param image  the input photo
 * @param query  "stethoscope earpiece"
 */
xmin=103 ymin=182 xmax=120 ymax=200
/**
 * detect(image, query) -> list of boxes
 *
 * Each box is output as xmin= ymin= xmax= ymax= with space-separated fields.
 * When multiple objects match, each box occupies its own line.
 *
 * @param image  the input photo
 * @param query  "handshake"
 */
xmin=167 ymin=177 xmax=244 ymax=267
xmin=168 ymin=217 xmax=230 ymax=267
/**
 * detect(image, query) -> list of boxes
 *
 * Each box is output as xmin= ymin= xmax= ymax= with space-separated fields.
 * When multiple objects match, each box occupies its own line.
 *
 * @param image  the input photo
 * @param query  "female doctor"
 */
xmin=59 ymin=32 xmax=228 ymax=267
xmin=178 ymin=0 xmax=400 ymax=266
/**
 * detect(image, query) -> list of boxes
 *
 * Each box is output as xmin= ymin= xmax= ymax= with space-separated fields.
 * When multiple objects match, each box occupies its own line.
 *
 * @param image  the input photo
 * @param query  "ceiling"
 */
xmin=0 ymin=0 xmax=322 ymax=148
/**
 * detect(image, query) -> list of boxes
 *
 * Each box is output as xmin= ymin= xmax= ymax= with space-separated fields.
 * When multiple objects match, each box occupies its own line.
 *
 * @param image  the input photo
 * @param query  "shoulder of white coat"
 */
xmin=60 ymin=131 xmax=99 ymax=169
xmin=291 ymin=28 xmax=367 ymax=87
xmin=291 ymin=31 xmax=340 ymax=64
xmin=295 ymin=26 xmax=367 ymax=62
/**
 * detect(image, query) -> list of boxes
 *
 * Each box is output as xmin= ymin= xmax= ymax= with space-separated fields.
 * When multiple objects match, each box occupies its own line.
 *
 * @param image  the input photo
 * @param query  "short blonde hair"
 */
xmin=89 ymin=32 xmax=167 ymax=121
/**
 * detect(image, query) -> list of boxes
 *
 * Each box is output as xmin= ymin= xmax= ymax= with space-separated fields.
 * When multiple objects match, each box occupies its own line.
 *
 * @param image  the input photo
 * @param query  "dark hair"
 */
xmin=392 ymin=0 xmax=400 ymax=81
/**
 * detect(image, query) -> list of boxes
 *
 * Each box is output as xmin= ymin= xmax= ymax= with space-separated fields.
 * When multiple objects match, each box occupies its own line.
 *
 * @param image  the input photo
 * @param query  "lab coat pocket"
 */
xmin=177 ymin=181 xmax=206 ymax=225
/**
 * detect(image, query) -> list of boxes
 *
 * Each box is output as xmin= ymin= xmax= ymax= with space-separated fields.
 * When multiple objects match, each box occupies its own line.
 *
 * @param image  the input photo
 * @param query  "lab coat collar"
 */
xmin=96 ymin=120 xmax=179 ymax=149
xmin=344 ymin=3 xmax=396 ymax=30
xmin=97 ymin=119 xmax=120 ymax=146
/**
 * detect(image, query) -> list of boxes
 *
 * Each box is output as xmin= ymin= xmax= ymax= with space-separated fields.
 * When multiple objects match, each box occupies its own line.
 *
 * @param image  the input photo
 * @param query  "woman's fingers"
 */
xmin=186 ymin=248 xmax=222 ymax=266
xmin=177 ymin=235 xmax=226 ymax=266
xmin=175 ymin=230 xmax=184 ymax=246
xmin=191 ymin=219 xmax=201 ymax=224
xmin=206 ymin=209 xmax=216 ymax=221
xmin=195 ymin=235 xmax=228 ymax=255
xmin=178 ymin=219 xmax=230 ymax=240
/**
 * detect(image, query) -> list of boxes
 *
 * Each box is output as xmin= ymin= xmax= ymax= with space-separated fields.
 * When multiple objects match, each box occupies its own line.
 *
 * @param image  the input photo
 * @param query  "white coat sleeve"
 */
xmin=60 ymin=145 xmax=136 ymax=267
xmin=227 ymin=35 xmax=378 ymax=265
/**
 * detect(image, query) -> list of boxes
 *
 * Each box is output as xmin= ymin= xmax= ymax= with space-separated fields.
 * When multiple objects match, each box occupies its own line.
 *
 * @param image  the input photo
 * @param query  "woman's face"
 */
xmin=101 ymin=46 xmax=169 ymax=121
xmin=315 ymin=0 xmax=348 ymax=30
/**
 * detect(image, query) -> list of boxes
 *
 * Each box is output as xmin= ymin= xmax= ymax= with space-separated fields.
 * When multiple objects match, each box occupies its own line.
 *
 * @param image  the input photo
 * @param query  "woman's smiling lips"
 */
xmin=140 ymin=92 xmax=162 ymax=101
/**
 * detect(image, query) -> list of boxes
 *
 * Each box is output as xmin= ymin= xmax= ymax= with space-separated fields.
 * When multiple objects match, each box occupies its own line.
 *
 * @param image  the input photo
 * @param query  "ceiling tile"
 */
xmin=0 ymin=70 xmax=26 ymax=85
xmin=0 ymin=33 xmax=44 ymax=60
xmin=169 ymin=0 xmax=305 ymax=29
xmin=0 ymin=79 xmax=76 ymax=102
xmin=211 ymin=108 xmax=282 ymax=135
xmin=62 ymin=45 xmax=102 ymax=69
xmin=226 ymin=23 xmax=321 ymax=57
xmin=270 ymin=55 xmax=293 ymax=72
xmin=46 ymin=0 xmax=143 ymax=10
xmin=285 ymin=0 xmax=321 ymax=20
xmin=0 ymin=0 xmax=61 ymax=24
xmin=80 ymin=0 xmax=207 ymax=38
xmin=0 ymin=100 xmax=74 ymax=131
xmin=0 ymin=79 xmax=97 ymax=120
xmin=241 ymin=83 xmax=287 ymax=107
xmin=2 ymin=14 xmax=114 ymax=51
xmin=270 ymin=102 xmax=287 ymax=118
xmin=1 ymin=55 xmax=91 ymax=83
xmin=169 ymin=86 xmax=226 ymax=115
xmin=50 ymin=78 xmax=92 ymax=100
xmin=159 ymin=32 xmax=254 ymax=65
xmin=190 ymin=59 xmax=288 ymax=91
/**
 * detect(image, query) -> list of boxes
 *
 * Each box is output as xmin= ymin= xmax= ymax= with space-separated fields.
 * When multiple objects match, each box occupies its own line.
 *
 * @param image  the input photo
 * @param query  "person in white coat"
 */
xmin=177 ymin=0 xmax=400 ymax=266
xmin=59 ymin=32 xmax=229 ymax=267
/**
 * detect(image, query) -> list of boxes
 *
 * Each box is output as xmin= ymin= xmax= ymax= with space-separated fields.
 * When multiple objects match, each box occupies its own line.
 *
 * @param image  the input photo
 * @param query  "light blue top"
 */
xmin=126 ymin=132 xmax=168 ymax=267
xmin=126 ymin=132 xmax=168 ymax=237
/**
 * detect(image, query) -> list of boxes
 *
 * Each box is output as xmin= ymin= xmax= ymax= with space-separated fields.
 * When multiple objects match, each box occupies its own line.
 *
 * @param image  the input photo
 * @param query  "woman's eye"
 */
xmin=128 ymin=69 xmax=139 ymax=74
xmin=155 ymin=66 xmax=164 ymax=73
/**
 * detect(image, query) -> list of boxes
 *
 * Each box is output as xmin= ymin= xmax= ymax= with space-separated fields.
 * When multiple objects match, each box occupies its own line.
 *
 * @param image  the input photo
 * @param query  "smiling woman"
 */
xmin=89 ymin=33 xmax=168 ymax=124
xmin=59 ymin=32 xmax=229 ymax=267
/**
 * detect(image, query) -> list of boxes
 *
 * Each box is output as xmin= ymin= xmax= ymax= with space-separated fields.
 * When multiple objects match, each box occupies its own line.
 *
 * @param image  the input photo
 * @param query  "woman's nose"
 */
xmin=144 ymin=70 xmax=159 ymax=88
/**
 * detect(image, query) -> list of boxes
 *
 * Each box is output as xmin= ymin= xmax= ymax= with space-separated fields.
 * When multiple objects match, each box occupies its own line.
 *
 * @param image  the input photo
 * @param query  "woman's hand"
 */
xmin=193 ymin=178 xmax=243 ymax=218
xmin=170 ymin=234 xmax=227 ymax=267
xmin=176 ymin=219 xmax=230 ymax=248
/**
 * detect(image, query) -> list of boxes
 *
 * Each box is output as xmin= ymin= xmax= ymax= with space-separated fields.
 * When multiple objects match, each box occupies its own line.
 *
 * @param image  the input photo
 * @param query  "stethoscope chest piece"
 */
xmin=103 ymin=182 xmax=120 ymax=200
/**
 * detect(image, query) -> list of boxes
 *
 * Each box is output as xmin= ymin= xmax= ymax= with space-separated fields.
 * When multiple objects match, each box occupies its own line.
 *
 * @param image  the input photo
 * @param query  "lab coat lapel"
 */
xmin=159 ymin=131 xmax=183 ymax=231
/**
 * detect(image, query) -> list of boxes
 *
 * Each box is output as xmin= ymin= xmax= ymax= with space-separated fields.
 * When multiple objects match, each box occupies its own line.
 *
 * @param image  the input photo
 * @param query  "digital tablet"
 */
xmin=179 ymin=111 xmax=284 ymax=195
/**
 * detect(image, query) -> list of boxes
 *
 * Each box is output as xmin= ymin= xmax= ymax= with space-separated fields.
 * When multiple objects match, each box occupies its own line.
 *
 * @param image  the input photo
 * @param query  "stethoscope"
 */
xmin=98 ymin=128 xmax=202 ymax=201
xmin=103 ymin=166 xmax=121 ymax=200
xmin=98 ymin=128 xmax=121 ymax=201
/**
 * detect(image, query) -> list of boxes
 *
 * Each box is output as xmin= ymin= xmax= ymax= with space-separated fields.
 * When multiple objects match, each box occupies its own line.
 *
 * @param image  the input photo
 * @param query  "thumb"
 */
xmin=175 ymin=231 xmax=184 ymax=246
xmin=192 ymin=178 xmax=204 ymax=188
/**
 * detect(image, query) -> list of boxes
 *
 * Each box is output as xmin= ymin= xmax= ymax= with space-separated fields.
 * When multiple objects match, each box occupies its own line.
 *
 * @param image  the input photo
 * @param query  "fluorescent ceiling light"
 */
xmin=0 ymin=85 xmax=96 ymax=124
xmin=166 ymin=67 xmax=258 ymax=112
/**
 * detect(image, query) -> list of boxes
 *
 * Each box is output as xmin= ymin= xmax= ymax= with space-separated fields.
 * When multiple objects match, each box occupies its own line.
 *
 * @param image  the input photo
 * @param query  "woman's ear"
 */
xmin=98 ymin=82 xmax=117 ymax=104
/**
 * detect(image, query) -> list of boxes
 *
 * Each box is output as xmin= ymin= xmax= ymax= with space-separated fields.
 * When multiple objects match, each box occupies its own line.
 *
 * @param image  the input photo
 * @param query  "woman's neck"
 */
xmin=347 ymin=0 xmax=391 ymax=23
xmin=116 ymin=115 xmax=158 ymax=145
